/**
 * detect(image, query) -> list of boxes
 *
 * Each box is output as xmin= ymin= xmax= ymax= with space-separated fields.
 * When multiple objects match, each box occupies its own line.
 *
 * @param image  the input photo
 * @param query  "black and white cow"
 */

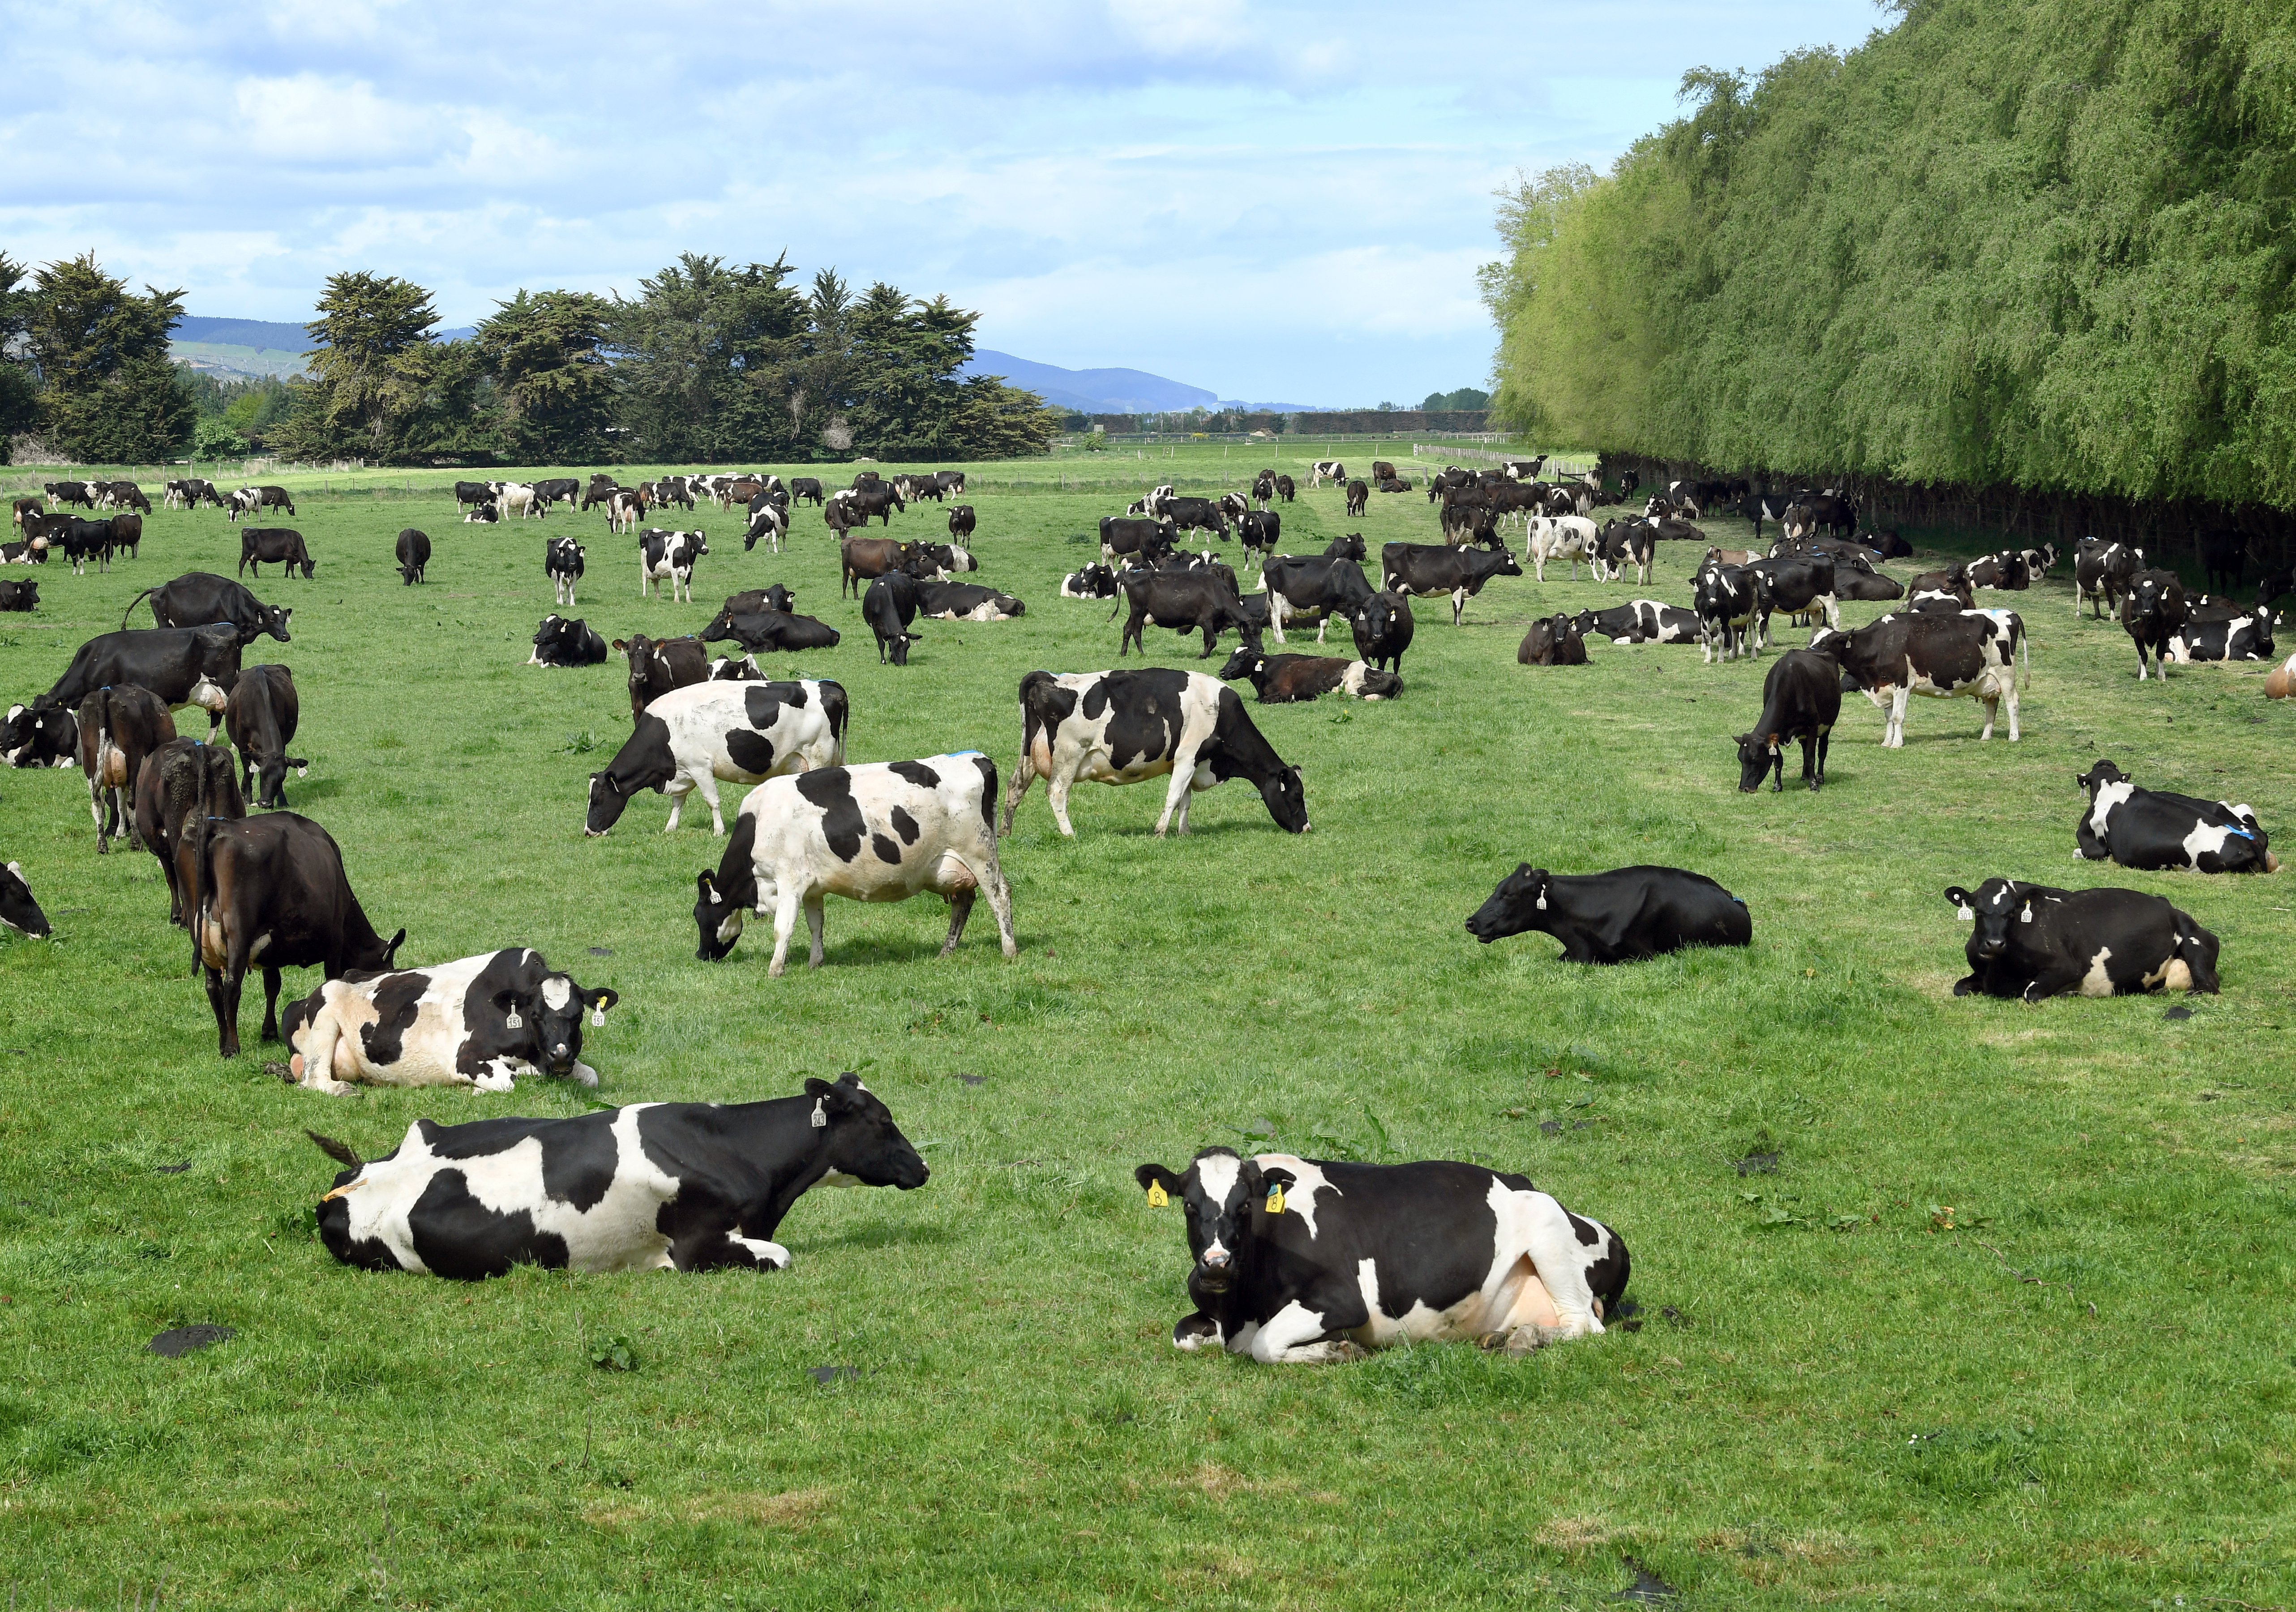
xmin=283 ymin=948 xmax=618 ymax=1095
xmin=2167 ymin=608 xmax=2275 ymax=665
xmin=1349 ymin=589 xmax=1414 ymax=675
xmin=1945 ymin=879 xmax=2221 ymax=1000
xmin=529 ymin=615 xmax=608 ymax=668
xmin=694 ymin=755 xmax=1017 ymax=975
xmin=2074 ymin=760 xmax=2276 ymax=874
xmin=1967 ymin=550 xmax=2030 ymax=591
xmin=1592 ymin=519 xmax=1657 ymax=585
xmin=1132 ymin=1149 xmax=1628 ymax=1362
xmin=1238 ymin=509 xmax=1281 ymax=554
xmin=2122 ymin=568 xmax=2189 ymax=681
xmin=395 ymin=528 xmax=431 ymax=586
xmin=1736 ymin=649 xmax=1840 ymax=792
xmin=947 ymin=505 xmax=977 ymax=543
xmin=1570 ymin=600 xmax=1704 ymax=645
xmin=607 ymin=489 xmax=647 ymax=533
xmin=613 ymin=632 xmax=710 ymax=718
xmin=1808 ymin=611 xmax=2021 ymax=745
xmin=639 ymin=529 xmax=707 ymax=603
xmin=1002 ymin=669 xmax=1308 ymax=838
xmin=863 ymin=571 xmax=922 ymax=665
xmin=1215 ymin=648 xmax=1401 ymax=702
xmin=0 ymin=578 xmax=36 ymax=612
xmin=1526 ymin=516 xmax=1597 ymax=582
xmin=1694 ymin=563 xmax=1761 ymax=662
xmin=587 ymin=679 xmax=848 ymax=836
xmin=1 ymin=700 xmax=78 ymax=767
xmin=1466 ymin=864 xmax=1752 ymax=962
xmin=1259 ymin=555 xmax=1373 ymax=644
xmin=1060 ymin=564 xmax=1119 ymax=599
xmin=308 ymin=1073 xmax=926 ymax=1279
xmin=546 ymin=537 xmax=585 ymax=606
xmin=745 ymin=502 xmax=788 ymax=554
xmin=2074 ymin=538 xmax=2143 ymax=619
xmin=704 ymin=608 xmax=842 ymax=655
xmin=1308 ymin=460 xmax=1346 ymax=489
xmin=1379 ymin=543 xmax=1522 ymax=627
xmin=0 ymin=861 xmax=50 ymax=938
xmin=917 ymin=582 xmax=1024 ymax=621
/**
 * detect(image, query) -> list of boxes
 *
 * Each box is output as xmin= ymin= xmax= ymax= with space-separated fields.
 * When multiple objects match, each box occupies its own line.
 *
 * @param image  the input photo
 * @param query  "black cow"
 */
xmin=1101 ymin=515 xmax=1178 ymax=564
xmin=134 ymin=738 xmax=245 ymax=924
xmin=1131 ymin=1149 xmax=1629 ymax=1361
xmin=1349 ymin=589 xmax=1414 ymax=675
xmin=1945 ymin=879 xmax=2219 ymax=1001
xmin=2197 ymin=528 xmax=2247 ymax=594
xmin=1238 ymin=510 xmax=1281 ymax=554
xmin=531 ymin=477 xmax=580 ymax=514
xmin=2074 ymin=760 xmax=2275 ymax=874
xmin=307 ymin=1074 xmax=924 ymax=1278
xmin=226 ymin=665 xmax=306 ymax=809
xmin=703 ymin=609 xmax=842 ymax=654
xmin=56 ymin=515 xmax=114 ymax=574
xmin=845 ymin=484 xmax=904 ymax=525
xmin=1215 ymin=649 xmax=1402 ymax=702
xmin=454 ymin=480 xmax=494 ymax=515
xmin=239 ymin=527 xmax=314 ymax=580
xmin=0 ymin=861 xmax=50 ymax=938
xmin=1747 ymin=553 xmax=1839 ymax=643
xmin=790 ymin=477 xmax=826 ymax=506
xmin=120 ymin=573 xmax=293 ymax=641
xmin=1344 ymin=479 xmax=1369 ymax=517
xmin=1161 ymin=497 xmax=1229 ymax=539
xmin=1379 ymin=543 xmax=1522 ymax=627
xmin=612 ymin=633 xmax=710 ymax=720
xmin=76 ymin=686 xmax=176 ymax=851
xmin=546 ymin=536 xmax=585 ymax=606
xmin=395 ymin=528 xmax=431 ymax=585
xmin=1274 ymin=474 xmax=1297 ymax=503
xmin=2122 ymin=568 xmax=2189 ymax=681
xmin=1259 ymin=555 xmax=1373 ymax=644
xmin=1515 ymin=614 xmax=1588 ymax=666
xmin=1736 ymin=649 xmax=1840 ymax=792
xmin=705 ymin=587 xmax=799 ymax=632
xmin=41 ymin=625 xmax=248 ymax=728
xmin=1115 ymin=570 xmax=1261 ymax=658
xmin=1467 ymin=864 xmax=1752 ymax=963
xmin=864 ymin=571 xmax=921 ymax=665
xmin=0 ymin=579 xmax=37 ymax=611
xmin=2074 ymin=538 xmax=2142 ymax=619
xmin=948 ymin=505 xmax=977 ymax=542
xmin=529 ymin=615 xmax=608 ymax=668
xmin=1833 ymin=558 xmax=1905 ymax=603
xmin=188 ymin=812 xmax=404 ymax=1057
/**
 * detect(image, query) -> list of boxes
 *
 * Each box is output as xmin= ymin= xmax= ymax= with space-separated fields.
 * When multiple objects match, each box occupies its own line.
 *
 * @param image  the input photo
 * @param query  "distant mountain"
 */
xmin=175 ymin=315 xmax=314 ymax=350
xmin=961 ymin=351 xmax=1218 ymax=414
xmin=171 ymin=315 xmax=478 ymax=381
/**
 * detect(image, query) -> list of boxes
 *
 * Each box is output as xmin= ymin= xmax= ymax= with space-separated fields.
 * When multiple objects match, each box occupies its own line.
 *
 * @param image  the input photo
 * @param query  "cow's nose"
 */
xmin=1200 ymin=1248 xmax=1230 ymax=1270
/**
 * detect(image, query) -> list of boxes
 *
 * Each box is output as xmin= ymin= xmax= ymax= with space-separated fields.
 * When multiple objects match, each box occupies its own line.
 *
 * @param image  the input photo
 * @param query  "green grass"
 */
xmin=1 ymin=446 xmax=2292 ymax=1608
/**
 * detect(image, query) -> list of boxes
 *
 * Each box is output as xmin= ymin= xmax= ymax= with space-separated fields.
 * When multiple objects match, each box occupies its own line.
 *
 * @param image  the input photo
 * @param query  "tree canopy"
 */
xmin=21 ymin=252 xmax=194 ymax=464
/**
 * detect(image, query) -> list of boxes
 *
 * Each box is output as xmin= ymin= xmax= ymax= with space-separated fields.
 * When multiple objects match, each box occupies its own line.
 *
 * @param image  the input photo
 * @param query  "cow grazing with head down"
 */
xmin=1380 ymin=543 xmax=1522 ymax=627
xmin=2122 ymin=569 xmax=2188 ymax=681
xmin=0 ymin=862 xmax=50 ymax=938
xmin=545 ymin=537 xmax=585 ymax=606
xmin=135 ymin=737 xmax=244 ymax=924
xmin=1132 ymin=1149 xmax=1629 ymax=1362
xmin=77 ymin=686 xmax=176 ymax=851
xmin=1945 ymin=879 xmax=2220 ymax=1001
xmin=120 ymin=573 xmax=293 ymax=642
xmin=1736 ymin=649 xmax=1840 ymax=792
xmin=745 ymin=502 xmax=788 ymax=554
xmin=2074 ymin=760 xmax=2276 ymax=874
xmin=188 ymin=812 xmax=405 ymax=1057
xmin=1309 ymin=460 xmax=1345 ymax=489
xmin=587 ymin=679 xmax=847 ymax=837
xmin=1349 ymin=589 xmax=1414 ymax=675
xmin=308 ymin=1072 xmax=926 ymax=1279
xmin=1002 ymin=668 xmax=1308 ymax=838
xmin=224 ymin=665 xmax=305 ymax=810
xmin=1467 ymin=864 xmax=1752 ymax=963
xmin=1116 ymin=570 xmax=1261 ymax=659
xmin=864 ymin=571 xmax=922 ymax=665
xmin=1516 ymin=614 xmax=1588 ymax=666
xmin=283 ymin=948 xmax=618 ymax=1096
xmin=695 ymin=755 xmax=1017 ymax=976
xmin=395 ymin=528 xmax=430 ymax=585
xmin=1216 ymin=648 xmax=1401 ymax=702
xmin=239 ymin=527 xmax=314 ymax=580
xmin=529 ymin=615 xmax=608 ymax=668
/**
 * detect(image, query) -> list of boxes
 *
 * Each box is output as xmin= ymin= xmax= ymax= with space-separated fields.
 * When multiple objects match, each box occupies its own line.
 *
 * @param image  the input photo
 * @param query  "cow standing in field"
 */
xmin=2073 ymin=760 xmax=2276 ymax=874
xmin=1349 ymin=590 xmax=1414 ymax=675
xmin=639 ymin=529 xmax=707 ymax=603
xmin=1736 ymin=649 xmax=1840 ymax=792
xmin=1001 ymin=669 xmax=1308 ymax=838
xmin=225 ymin=664 xmax=306 ymax=809
xmin=745 ymin=501 xmax=788 ymax=554
xmin=1115 ymin=569 xmax=1260 ymax=659
xmin=2074 ymin=538 xmax=2142 ymax=619
xmin=546 ymin=537 xmax=585 ymax=606
xmin=1694 ymin=563 xmax=1761 ymax=662
xmin=134 ymin=738 xmax=244 ymax=924
xmin=612 ymin=632 xmax=710 ymax=720
xmin=396 ymin=529 xmax=430 ymax=585
xmin=240 ymin=527 xmax=315 ymax=579
xmin=587 ymin=679 xmax=848 ymax=836
xmin=77 ymin=686 xmax=176 ymax=851
xmin=842 ymin=535 xmax=919 ymax=598
xmin=694 ymin=755 xmax=1017 ymax=976
xmin=2122 ymin=568 xmax=2189 ymax=681
xmin=864 ymin=571 xmax=922 ymax=665
xmin=1259 ymin=555 xmax=1373 ymax=645
xmin=121 ymin=573 xmax=293 ymax=641
xmin=1309 ymin=461 xmax=1345 ymax=489
xmin=37 ymin=624 xmax=251 ymax=731
xmin=1380 ymin=543 xmax=1522 ymax=626
xmin=1945 ymin=879 xmax=2219 ymax=1000
xmin=1808 ymin=611 xmax=2021 ymax=745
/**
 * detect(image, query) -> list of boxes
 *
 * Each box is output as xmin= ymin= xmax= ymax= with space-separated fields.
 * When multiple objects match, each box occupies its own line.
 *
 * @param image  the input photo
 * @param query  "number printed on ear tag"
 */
xmin=591 ymin=1008 xmax=605 ymax=1027
xmin=1265 ymin=1185 xmax=1286 ymax=1216
xmin=1958 ymin=906 xmax=1975 ymax=921
xmin=505 ymin=1011 xmax=521 ymax=1029
xmin=1145 ymin=1182 xmax=1168 ymax=1208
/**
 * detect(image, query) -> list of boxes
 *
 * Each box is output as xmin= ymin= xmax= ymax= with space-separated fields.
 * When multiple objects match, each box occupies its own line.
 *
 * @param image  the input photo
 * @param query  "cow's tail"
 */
xmin=821 ymin=679 xmax=851 ymax=758
xmin=305 ymin=1129 xmax=362 ymax=1169
xmin=119 ymin=587 xmax=159 ymax=631
xmin=188 ymin=745 xmax=215 ymax=977
xmin=2019 ymin=625 xmax=2031 ymax=691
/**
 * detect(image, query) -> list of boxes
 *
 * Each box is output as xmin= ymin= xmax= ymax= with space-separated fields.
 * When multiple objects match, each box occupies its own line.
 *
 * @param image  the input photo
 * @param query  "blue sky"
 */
xmin=0 ymin=1 xmax=1888 ymax=406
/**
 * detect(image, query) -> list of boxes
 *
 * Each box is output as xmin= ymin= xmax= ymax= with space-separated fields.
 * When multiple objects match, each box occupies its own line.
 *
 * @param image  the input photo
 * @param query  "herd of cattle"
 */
xmin=0 ymin=450 xmax=2287 ymax=1365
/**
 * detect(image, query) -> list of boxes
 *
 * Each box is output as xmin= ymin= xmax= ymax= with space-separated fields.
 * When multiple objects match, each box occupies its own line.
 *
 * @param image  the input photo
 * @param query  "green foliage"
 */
xmin=1421 ymin=386 xmax=1491 ymax=412
xmin=25 ymin=252 xmax=194 ymax=463
xmin=280 ymin=271 xmax=467 ymax=464
xmin=604 ymin=253 xmax=812 ymax=463
xmin=476 ymin=288 xmax=616 ymax=462
xmin=190 ymin=417 xmax=248 ymax=459
xmin=1488 ymin=4 xmax=2296 ymax=501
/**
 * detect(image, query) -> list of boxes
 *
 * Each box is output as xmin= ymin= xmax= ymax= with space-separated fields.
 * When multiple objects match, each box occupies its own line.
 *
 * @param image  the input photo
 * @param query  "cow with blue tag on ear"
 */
xmin=1945 ymin=879 xmax=2220 ymax=1002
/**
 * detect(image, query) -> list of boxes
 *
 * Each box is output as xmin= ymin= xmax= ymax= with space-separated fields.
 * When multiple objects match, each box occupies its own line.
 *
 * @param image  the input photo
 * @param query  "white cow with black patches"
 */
xmin=1134 ymin=1149 xmax=1630 ymax=1363
xmin=281 ymin=948 xmax=620 ymax=1096
xmin=638 ymin=528 xmax=707 ymax=604
xmin=694 ymin=754 xmax=1018 ymax=976
xmin=587 ymin=678 xmax=848 ymax=836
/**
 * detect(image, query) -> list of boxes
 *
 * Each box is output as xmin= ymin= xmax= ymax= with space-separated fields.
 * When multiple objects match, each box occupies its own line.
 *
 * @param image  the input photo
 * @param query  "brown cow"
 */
xmin=1517 ymin=614 xmax=1589 ymax=666
xmin=841 ymin=536 xmax=919 ymax=598
xmin=77 ymin=686 xmax=177 ymax=851
xmin=135 ymin=738 xmax=245 ymax=924
xmin=613 ymin=632 xmax=710 ymax=721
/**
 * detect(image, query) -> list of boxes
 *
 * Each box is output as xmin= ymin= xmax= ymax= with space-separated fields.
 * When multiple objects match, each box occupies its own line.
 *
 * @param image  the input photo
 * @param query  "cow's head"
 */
xmin=1133 ymin=1149 xmax=1280 ymax=1294
xmin=1945 ymin=879 xmax=2028 ymax=960
xmin=1215 ymin=645 xmax=1264 ymax=682
xmin=1735 ymin=731 xmax=1782 ymax=793
xmin=0 ymin=861 xmax=50 ymax=938
xmin=258 ymin=604 xmax=293 ymax=642
xmin=499 ymin=974 xmax=618 ymax=1078
xmin=808 ymin=1074 xmax=929 ymax=1190
xmin=1466 ymin=863 xmax=1557 ymax=943
xmin=2076 ymin=759 xmax=2130 ymax=798
xmin=693 ymin=869 xmax=745 ymax=960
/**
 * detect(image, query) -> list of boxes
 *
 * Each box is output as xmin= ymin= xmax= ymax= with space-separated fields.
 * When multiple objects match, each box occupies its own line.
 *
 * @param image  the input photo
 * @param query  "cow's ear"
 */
xmin=611 ymin=639 xmax=626 ymax=652
xmin=584 ymin=987 xmax=620 ymax=1022
xmin=1134 ymin=1163 xmax=1182 ymax=1203
xmin=1944 ymin=886 xmax=1971 ymax=910
xmin=383 ymin=928 xmax=406 ymax=966
xmin=804 ymin=1076 xmax=865 ymax=1115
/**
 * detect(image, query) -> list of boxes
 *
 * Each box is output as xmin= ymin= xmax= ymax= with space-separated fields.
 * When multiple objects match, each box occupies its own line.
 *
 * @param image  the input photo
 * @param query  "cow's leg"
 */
xmin=998 ymin=751 xmax=1037 ymax=836
xmin=205 ymin=964 xmax=240 ymax=1059
xmin=696 ymin=774 xmax=727 ymax=836
xmin=1248 ymin=1296 xmax=1367 ymax=1364
xmin=2003 ymin=683 xmax=2021 ymax=742
xmin=676 ymin=1222 xmax=792 ymax=1272
xmin=764 ymin=892 xmax=803 ymax=977
xmin=663 ymin=777 xmax=691 ymax=832
xmin=1154 ymin=766 xmax=1194 ymax=838
xmin=1270 ymin=597 xmax=1287 ymax=645
xmin=1452 ymin=586 xmax=1467 ymax=627
xmin=981 ymin=850 xmax=1018 ymax=959
xmin=1046 ymin=769 xmax=1079 ymax=838
xmin=260 ymin=965 xmax=284 ymax=1043
xmin=939 ymin=889 xmax=975 ymax=956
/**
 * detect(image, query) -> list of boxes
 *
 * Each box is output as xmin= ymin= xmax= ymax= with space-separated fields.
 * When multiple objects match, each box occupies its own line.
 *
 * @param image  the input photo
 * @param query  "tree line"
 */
xmin=1484 ymin=1 xmax=2296 ymax=527
xmin=0 ymin=250 xmax=1062 ymax=467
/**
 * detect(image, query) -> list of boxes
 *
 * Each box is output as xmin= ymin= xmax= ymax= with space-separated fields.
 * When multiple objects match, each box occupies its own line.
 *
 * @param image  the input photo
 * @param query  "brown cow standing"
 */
xmin=136 ymin=738 xmax=244 ymax=924
xmin=77 ymin=686 xmax=176 ymax=851
xmin=841 ymin=536 xmax=919 ymax=598
xmin=613 ymin=633 xmax=711 ymax=720
xmin=225 ymin=664 xmax=306 ymax=808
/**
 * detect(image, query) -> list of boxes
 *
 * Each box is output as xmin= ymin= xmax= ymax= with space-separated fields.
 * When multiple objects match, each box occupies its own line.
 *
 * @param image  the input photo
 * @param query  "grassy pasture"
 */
xmin=0 ymin=446 xmax=2292 ymax=1608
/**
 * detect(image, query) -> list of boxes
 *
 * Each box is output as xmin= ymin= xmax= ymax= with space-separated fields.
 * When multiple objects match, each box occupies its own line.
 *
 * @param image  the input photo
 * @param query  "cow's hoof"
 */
xmin=288 ymin=1055 xmax=304 ymax=1079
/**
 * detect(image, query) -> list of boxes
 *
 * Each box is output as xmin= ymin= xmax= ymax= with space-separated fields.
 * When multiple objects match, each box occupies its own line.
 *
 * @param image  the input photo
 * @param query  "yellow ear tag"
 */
xmin=1265 ymin=1186 xmax=1286 ymax=1216
xmin=1145 ymin=1182 xmax=1169 ymax=1208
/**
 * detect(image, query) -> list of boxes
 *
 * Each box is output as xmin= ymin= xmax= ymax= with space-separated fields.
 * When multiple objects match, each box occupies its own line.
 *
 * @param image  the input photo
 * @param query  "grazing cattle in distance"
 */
xmin=1273 ymin=473 xmax=1297 ymax=503
xmin=239 ymin=527 xmax=314 ymax=580
xmin=607 ymin=489 xmax=647 ymax=533
xmin=2122 ymin=568 xmax=2189 ymax=681
xmin=76 ymin=686 xmax=177 ymax=851
xmin=744 ymin=502 xmax=789 ymax=554
xmin=1968 ymin=550 xmax=2031 ymax=590
xmin=864 ymin=570 xmax=922 ymax=665
xmin=41 ymin=625 xmax=247 ymax=729
xmin=1809 ymin=612 xmax=2020 ymax=745
xmin=1237 ymin=510 xmax=1281 ymax=554
xmin=1344 ymin=479 xmax=1370 ymax=517
xmin=247 ymin=485 xmax=295 ymax=517
xmin=1945 ymin=879 xmax=2219 ymax=1000
xmin=947 ymin=504 xmax=977 ymax=543
xmin=1739 ymin=491 xmax=1794 ymax=542
xmin=1737 ymin=649 xmax=1841 ymax=792
xmin=0 ymin=861 xmax=50 ymax=938
xmin=587 ymin=680 xmax=848 ymax=837
xmin=2074 ymin=760 xmax=2275 ymax=874
xmin=1526 ymin=516 xmax=1596 ymax=582
xmin=164 ymin=480 xmax=218 ymax=511
xmin=2167 ymin=606 xmax=2272 ymax=665
xmin=638 ymin=528 xmax=707 ymax=603
xmin=917 ymin=582 xmax=1024 ymax=621
xmin=789 ymin=476 xmax=826 ymax=506
xmin=44 ymin=480 xmax=93 ymax=508
xmin=120 ymin=573 xmax=292 ymax=641
xmin=0 ymin=579 xmax=37 ymax=612
xmin=1516 ymin=614 xmax=1588 ymax=666
xmin=284 ymin=948 xmax=618 ymax=1096
xmin=1060 ymin=564 xmax=1118 ymax=599
xmin=844 ymin=483 xmax=904 ymax=526
xmin=695 ymin=755 xmax=1017 ymax=975
xmin=134 ymin=738 xmax=245 ymax=923
xmin=545 ymin=537 xmax=585 ymax=606
xmin=100 ymin=482 xmax=152 ymax=514
xmin=842 ymin=535 xmax=919 ymax=597
xmin=1694 ymin=563 xmax=1761 ymax=661
xmin=529 ymin=615 xmax=608 ymax=668
xmin=612 ymin=632 xmax=710 ymax=720
xmin=224 ymin=664 xmax=306 ymax=809
xmin=2074 ymin=537 xmax=2142 ymax=618
xmin=702 ymin=608 xmax=841 ymax=655
xmin=1467 ymin=864 xmax=1752 ymax=963
xmin=1002 ymin=668 xmax=1308 ymax=838
xmin=395 ymin=528 xmax=430 ymax=585
xmin=1786 ymin=490 xmax=1856 ymax=539
xmin=1572 ymin=600 xmax=1704 ymax=645
xmin=1308 ymin=460 xmax=1345 ymax=489
xmin=1380 ymin=543 xmax=1522 ymax=627
xmin=188 ymin=811 xmax=405 ymax=1057
xmin=1216 ymin=648 xmax=1402 ymax=702
xmin=1259 ymin=555 xmax=1373 ymax=644
xmin=1116 ymin=569 xmax=1262 ymax=659
xmin=2 ymin=701 xmax=79 ymax=767
xmin=308 ymin=1073 xmax=925 ymax=1278
xmin=1350 ymin=589 xmax=1414 ymax=674
xmin=1133 ymin=1149 xmax=1628 ymax=1363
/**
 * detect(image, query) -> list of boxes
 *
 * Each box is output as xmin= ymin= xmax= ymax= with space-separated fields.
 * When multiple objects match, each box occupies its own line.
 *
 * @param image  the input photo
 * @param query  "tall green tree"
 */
xmin=0 ymin=253 xmax=40 ymax=460
xmin=25 ymin=252 xmax=195 ymax=464
xmin=279 ymin=271 xmax=447 ymax=462
xmin=604 ymin=253 xmax=809 ymax=462
xmin=477 ymin=288 xmax=615 ymax=461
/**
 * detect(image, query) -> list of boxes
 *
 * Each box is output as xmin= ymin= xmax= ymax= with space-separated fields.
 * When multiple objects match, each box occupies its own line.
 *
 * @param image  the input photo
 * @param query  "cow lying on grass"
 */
xmin=2074 ymin=760 xmax=2276 ymax=874
xmin=1467 ymin=865 xmax=1752 ymax=964
xmin=1945 ymin=878 xmax=2220 ymax=1000
xmin=308 ymin=1072 xmax=926 ymax=1279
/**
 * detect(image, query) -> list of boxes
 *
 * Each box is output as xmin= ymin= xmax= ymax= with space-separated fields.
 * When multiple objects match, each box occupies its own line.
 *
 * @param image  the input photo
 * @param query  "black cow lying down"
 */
xmin=309 ymin=1072 xmax=927 ymax=1280
xmin=1467 ymin=864 xmax=1752 ymax=963
xmin=529 ymin=615 xmax=608 ymax=667
xmin=1945 ymin=879 xmax=2220 ymax=1000
xmin=1 ymin=861 xmax=50 ymax=937
xmin=1133 ymin=1149 xmax=1628 ymax=1362
xmin=2074 ymin=760 xmax=2276 ymax=874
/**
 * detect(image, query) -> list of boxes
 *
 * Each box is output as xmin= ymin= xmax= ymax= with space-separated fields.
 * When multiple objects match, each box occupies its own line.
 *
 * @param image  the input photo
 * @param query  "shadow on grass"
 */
xmin=797 ymin=1220 xmax=959 ymax=1254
